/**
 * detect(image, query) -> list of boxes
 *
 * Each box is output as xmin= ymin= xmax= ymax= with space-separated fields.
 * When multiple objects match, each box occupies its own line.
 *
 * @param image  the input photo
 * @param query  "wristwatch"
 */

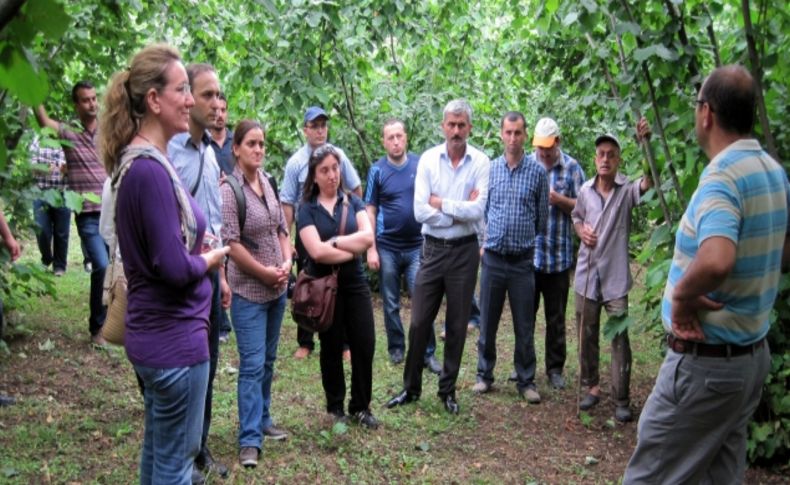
xmin=330 ymin=236 xmax=338 ymax=248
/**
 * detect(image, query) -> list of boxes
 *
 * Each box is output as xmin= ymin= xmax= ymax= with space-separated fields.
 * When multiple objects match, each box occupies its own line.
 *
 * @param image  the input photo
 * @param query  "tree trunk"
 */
xmin=741 ymin=0 xmax=778 ymax=159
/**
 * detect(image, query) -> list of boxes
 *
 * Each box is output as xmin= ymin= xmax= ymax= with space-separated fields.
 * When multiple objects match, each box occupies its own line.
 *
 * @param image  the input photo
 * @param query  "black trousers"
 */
xmin=404 ymin=238 xmax=479 ymax=397
xmin=533 ymin=269 xmax=570 ymax=376
xmin=319 ymin=275 xmax=375 ymax=415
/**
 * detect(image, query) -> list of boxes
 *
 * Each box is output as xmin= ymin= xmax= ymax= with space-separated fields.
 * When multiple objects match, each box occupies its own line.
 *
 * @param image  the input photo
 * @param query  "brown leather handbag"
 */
xmin=291 ymin=197 xmax=348 ymax=333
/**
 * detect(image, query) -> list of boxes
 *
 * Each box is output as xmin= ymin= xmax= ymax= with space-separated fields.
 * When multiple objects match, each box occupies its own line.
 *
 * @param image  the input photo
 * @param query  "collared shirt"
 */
xmin=280 ymin=144 xmax=361 ymax=214
xmin=484 ymin=154 xmax=548 ymax=255
xmin=59 ymin=122 xmax=106 ymax=213
xmin=414 ymin=142 xmax=489 ymax=239
xmin=30 ymin=137 xmax=68 ymax=190
xmin=529 ymin=150 xmax=586 ymax=273
xmin=662 ymin=139 xmax=790 ymax=345
xmin=168 ymin=131 xmax=223 ymax=239
xmin=210 ymin=129 xmax=234 ymax=175
xmin=364 ymin=152 xmax=423 ymax=252
xmin=572 ymin=172 xmax=644 ymax=301
xmin=221 ymin=165 xmax=287 ymax=304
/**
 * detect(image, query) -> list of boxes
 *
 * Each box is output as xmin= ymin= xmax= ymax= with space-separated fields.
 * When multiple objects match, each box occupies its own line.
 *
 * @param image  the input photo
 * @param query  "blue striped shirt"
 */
xmin=483 ymin=155 xmax=549 ymax=255
xmin=530 ymin=151 xmax=586 ymax=272
xmin=662 ymin=139 xmax=790 ymax=345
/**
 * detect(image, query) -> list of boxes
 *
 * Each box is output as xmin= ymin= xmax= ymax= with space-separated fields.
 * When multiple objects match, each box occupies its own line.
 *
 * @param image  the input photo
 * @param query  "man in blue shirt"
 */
xmin=386 ymin=99 xmax=489 ymax=415
xmin=365 ymin=119 xmax=440 ymax=374
xmin=209 ymin=92 xmax=234 ymax=343
xmin=167 ymin=63 xmax=229 ymax=482
xmin=624 ymin=65 xmax=790 ymax=484
xmin=472 ymin=111 xmax=549 ymax=403
xmin=280 ymin=106 xmax=362 ymax=359
xmin=528 ymin=118 xmax=585 ymax=390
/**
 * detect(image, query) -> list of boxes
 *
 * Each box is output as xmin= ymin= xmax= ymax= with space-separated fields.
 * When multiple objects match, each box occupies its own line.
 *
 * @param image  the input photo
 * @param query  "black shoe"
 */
xmin=195 ymin=447 xmax=229 ymax=479
xmin=615 ymin=405 xmax=633 ymax=422
xmin=548 ymin=373 xmax=566 ymax=390
xmin=389 ymin=349 xmax=404 ymax=365
xmin=328 ymin=408 xmax=348 ymax=423
xmin=385 ymin=390 xmax=419 ymax=409
xmin=579 ymin=393 xmax=600 ymax=411
xmin=441 ymin=394 xmax=460 ymax=414
xmin=424 ymin=355 xmax=442 ymax=375
xmin=191 ymin=468 xmax=205 ymax=485
xmin=0 ymin=394 xmax=15 ymax=407
xmin=353 ymin=410 xmax=380 ymax=429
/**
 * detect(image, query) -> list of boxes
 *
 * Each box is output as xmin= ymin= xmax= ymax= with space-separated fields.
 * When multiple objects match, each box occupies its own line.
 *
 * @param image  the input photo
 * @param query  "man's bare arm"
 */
xmin=34 ymin=105 xmax=60 ymax=132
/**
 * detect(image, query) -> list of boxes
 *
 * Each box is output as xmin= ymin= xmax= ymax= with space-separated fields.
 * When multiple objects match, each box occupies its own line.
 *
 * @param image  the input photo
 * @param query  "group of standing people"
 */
xmin=24 ymin=39 xmax=789 ymax=485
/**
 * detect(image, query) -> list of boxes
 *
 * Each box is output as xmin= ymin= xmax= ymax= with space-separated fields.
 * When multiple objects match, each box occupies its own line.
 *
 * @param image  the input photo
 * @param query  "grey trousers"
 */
xmin=623 ymin=343 xmax=770 ymax=484
xmin=575 ymin=293 xmax=631 ymax=406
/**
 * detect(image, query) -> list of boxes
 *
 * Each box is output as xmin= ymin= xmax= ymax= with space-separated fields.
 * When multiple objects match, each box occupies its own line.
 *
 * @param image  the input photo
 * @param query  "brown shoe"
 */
xmin=91 ymin=334 xmax=107 ymax=347
xmin=293 ymin=346 xmax=311 ymax=359
xmin=239 ymin=447 xmax=258 ymax=468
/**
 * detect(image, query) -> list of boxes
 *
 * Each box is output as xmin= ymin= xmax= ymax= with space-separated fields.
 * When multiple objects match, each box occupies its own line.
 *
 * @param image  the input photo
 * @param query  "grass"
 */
xmin=0 ymin=222 xmax=784 ymax=484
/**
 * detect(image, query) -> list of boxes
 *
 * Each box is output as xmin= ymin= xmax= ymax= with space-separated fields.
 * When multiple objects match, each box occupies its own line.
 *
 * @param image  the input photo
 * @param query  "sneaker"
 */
xmin=54 ymin=268 xmax=65 ymax=277
xmin=508 ymin=370 xmax=518 ymax=382
xmin=327 ymin=409 xmax=348 ymax=423
xmin=239 ymin=447 xmax=258 ymax=468
xmin=520 ymin=387 xmax=541 ymax=404
xmin=293 ymin=346 xmax=311 ymax=359
xmin=353 ymin=410 xmax=380 ymax=429
xmin=263 ymin=424 xmax=288 ymax=441
xmin=472 ymin=381 xmax=490 ymax=394
xmin=548 ymin=373 xmax=566 ymax=390
xmin=84 ymin=261 xmax=92 ymax=273
xmin=615 ymin=405 xmax=633 ymax=422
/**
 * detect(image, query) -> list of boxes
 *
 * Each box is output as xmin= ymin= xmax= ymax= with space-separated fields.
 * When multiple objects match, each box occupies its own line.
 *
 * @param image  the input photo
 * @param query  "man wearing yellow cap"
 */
xmin=528 ymin=118 xmax=586 ymax=390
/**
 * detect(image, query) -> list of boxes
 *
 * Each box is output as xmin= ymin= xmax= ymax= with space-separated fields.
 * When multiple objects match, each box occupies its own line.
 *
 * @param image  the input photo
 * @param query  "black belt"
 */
xmin=424 ymin=234 xmax=477 ymax=248
xmin=667 ymin=334 xmax=765 ymax=358
xmin=487 ymin=250 xmax=534 ymax=263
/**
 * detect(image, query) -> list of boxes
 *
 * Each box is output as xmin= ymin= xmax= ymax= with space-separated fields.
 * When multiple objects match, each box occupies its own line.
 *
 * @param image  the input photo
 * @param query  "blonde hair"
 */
xmin=98 ymin=44 xmax=181 ymax=173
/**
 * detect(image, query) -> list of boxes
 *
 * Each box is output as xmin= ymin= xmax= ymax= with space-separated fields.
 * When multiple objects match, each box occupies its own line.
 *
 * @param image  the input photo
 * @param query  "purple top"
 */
xmin=116 ymin=157 xmax=211 ymax=368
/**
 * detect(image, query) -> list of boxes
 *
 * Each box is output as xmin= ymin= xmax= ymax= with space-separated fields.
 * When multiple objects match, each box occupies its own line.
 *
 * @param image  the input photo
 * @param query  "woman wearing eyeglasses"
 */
xmin=97 ymin=44 xmax=229 ymax=484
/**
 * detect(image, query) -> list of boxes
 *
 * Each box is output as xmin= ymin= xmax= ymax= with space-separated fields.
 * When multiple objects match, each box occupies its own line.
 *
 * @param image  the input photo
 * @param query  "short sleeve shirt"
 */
xmin=572 ymin=173 xmax=643 ymax=301
xmin=59 ymin=123 xmax=106 ymax=213
xmin=221 ymin=166 xmax=288 ymax=304
xmin=296 ymin=192 xmax=366 ymax=281
xmin=280 ymin=144 xmax=361 ymax=213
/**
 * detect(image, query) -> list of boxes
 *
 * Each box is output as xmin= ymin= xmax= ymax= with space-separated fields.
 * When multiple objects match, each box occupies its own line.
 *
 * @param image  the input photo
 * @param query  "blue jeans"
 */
xmin=33 ymin=198 xmax=70 ymax=271
xmin=231 ymin=293 xmax=286 ymax=449
xmin=75 ymin=212 xmax=108 ymax=336
xmin=477 ymin=251 xmax=537 ymax=390
xmin=379 ymin=246 xmax=435 ymax=358
xmin=135 ymin=360 xmax=209 ymax=485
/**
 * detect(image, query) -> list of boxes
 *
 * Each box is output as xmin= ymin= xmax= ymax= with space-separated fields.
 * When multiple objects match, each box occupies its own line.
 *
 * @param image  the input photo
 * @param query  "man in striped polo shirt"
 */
xmin=35 ymin=81 xmax=109 ymax=345
xmin=624 ymin=65 xmax=790 ymax=483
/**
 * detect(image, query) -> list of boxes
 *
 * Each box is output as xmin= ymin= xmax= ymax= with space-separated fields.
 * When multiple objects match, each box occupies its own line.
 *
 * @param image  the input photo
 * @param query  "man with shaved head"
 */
xmin=624 ymin=65 xmax=790 ymax=483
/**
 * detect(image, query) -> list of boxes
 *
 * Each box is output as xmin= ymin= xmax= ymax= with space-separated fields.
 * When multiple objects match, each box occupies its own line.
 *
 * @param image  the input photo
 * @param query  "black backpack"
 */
xmin=223 ymin=172 xmax=279 ymax=250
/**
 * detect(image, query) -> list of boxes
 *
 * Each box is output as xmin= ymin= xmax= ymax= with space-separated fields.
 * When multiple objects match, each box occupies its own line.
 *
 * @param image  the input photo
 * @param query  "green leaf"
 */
xmin=64 ymin=191 xmax=85 ymax=212
xmin=257 ymin=0 xmax=279 ymax=17
xmin=25 ymin=0 xmax=70 ymax=40
xmin=0 ymin=46 xmax=49 ymax=105
xmin=633 ymin=45 xmax=656 ymax=62
xmin=655 ymin=45 xmax=678 ymax=61
xmin=562 ymin=11 xmax=579 ymax=27
xmin=602 ymin=314 xmax=634 ymax=341
xmin=615 ymin=22 xmax=642 ymax=37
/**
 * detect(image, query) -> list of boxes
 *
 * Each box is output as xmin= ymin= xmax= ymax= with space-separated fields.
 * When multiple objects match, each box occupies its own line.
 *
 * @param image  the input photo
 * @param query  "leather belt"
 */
xmin=424 ymin=234 xmax=477 ymax=248
xmin=667 ymin=334 xmax=765 ymax=358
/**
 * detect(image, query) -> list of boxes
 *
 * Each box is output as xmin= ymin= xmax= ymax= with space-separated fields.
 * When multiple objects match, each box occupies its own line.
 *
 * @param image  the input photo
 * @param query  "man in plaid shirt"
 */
xmin=30 ymin=136 xmax=71 ymax=276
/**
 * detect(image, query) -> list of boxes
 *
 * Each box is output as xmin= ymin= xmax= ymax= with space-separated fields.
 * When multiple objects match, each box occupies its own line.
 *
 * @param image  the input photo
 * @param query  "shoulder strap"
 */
xmin=338 ymin=192 xmax=350 ymax=236
xmin=267 ymin=174 xmax=279 ymax=201
xmin=224 ymin=174 xmax=246 ymax=234
xmin=190 ymin=145 xmax=206 ymax=196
